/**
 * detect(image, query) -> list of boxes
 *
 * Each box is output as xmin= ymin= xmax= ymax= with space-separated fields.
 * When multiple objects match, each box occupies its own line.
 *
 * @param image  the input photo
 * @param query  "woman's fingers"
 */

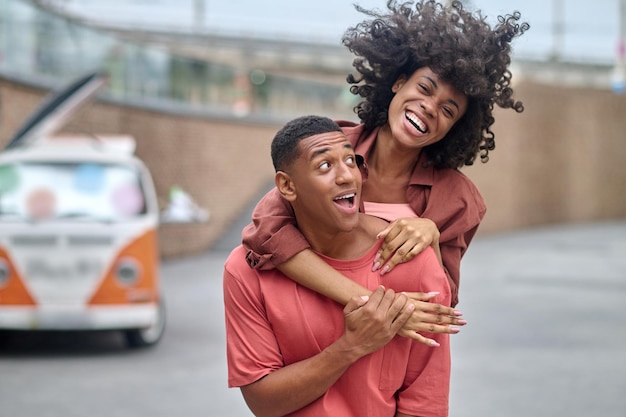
xmin=373 ymin=218 xmax=439 ymax=274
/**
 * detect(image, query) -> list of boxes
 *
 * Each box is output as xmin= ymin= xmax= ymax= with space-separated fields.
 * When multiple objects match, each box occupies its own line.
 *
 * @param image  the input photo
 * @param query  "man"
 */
xmin=224 ymin=115 xmax=451 ymax=417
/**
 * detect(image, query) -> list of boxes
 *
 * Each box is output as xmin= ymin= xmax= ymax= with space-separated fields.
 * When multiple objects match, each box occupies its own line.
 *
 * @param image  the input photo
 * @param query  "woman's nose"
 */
xmin=420 ymin=97 xmax=436 ymax=118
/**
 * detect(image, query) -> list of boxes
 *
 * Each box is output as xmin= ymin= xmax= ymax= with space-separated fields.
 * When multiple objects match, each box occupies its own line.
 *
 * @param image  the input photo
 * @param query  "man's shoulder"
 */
xmin=401 ymin=247 xmax=450 ymax=304
xmin=224 ymin=245 xmax=253 ymax=276
xmin=359 ymin=212 xmax=389 ymax=235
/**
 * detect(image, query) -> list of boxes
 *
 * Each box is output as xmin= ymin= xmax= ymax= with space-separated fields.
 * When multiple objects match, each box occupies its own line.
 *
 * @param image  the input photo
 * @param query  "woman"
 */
xmin=242 ymin=0 xmax=528 ymax=346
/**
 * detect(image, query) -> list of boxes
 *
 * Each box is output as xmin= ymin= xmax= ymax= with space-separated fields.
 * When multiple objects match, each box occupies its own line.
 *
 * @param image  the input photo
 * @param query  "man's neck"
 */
xmin=300 ymin=214 xmax=387 ymax=260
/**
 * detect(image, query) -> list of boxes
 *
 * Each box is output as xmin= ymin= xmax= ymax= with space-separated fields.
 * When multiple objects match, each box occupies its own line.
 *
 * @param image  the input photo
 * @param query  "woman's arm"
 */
xmin=277 ymin=250 xmax=368 ymax=305
xmin=242 ymin=190 xmax=464 ymax=344
xmin=373 ymin=216 xmax=482 ymax=307
xmin=278 ymin=250 xmax=464 ymax=347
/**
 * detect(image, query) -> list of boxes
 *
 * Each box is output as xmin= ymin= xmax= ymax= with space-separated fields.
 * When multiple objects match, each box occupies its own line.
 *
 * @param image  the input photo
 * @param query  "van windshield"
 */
xmin=0 ymin=161 xmax=147 ymax=222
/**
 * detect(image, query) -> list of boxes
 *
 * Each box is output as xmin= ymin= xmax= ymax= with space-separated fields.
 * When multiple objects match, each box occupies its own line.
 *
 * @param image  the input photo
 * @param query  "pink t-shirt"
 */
xmin=224 ymin=242 xmax=451 ymax=417
xmin=363 ymin=201 xmax=417 ymax=222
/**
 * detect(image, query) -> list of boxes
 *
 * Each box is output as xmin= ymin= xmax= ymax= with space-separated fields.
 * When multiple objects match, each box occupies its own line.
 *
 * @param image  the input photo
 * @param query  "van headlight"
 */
xmin=0 ymin=259 xmax=10 ymax=288
xmin=115 ymin=257 xmax=141 ymax=286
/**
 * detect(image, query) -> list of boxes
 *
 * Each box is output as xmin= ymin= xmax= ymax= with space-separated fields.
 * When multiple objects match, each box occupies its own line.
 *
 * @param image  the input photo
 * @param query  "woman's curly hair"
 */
xmin=342 ymin=0 xmax=529 ymax=169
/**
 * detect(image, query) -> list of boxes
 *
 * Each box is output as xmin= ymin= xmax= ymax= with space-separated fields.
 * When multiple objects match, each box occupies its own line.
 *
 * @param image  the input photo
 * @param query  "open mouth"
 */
xmin=405 ymin=111 xmax=427 ymax=134
xmin=333 ymin=193 xmax=356 ymax=209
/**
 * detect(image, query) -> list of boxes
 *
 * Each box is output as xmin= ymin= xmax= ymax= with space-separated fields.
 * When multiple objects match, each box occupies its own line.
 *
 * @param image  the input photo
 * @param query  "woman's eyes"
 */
xmin=420 ymin=85 xmax=455 ymax=118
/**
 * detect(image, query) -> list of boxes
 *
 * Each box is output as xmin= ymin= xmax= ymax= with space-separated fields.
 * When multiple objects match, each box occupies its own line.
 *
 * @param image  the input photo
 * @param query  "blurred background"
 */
xmin=0 ymin=1 xmax=624 ymax=417
xmin=1 ymin=0 xmax=625 ymax=256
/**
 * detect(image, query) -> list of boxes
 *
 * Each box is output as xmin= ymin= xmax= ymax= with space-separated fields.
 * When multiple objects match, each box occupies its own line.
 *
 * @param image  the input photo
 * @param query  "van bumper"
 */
xmin=0 ymin=304 xmax=158 ymax=330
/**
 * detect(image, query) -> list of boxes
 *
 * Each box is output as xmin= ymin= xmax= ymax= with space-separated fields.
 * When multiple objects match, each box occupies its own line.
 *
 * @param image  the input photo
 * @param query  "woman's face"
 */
xmin=386 ymin=67 xmax=468 ymax=149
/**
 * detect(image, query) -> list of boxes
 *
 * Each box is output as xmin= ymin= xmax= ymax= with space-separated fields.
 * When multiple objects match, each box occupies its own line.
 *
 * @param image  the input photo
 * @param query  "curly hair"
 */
xmin=342 ymin=0 xmax=529 ymax=169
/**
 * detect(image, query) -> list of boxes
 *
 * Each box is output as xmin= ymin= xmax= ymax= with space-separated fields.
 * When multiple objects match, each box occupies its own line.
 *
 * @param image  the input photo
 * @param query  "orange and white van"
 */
xmin=0 ymin=73 xmax=165 ymax=347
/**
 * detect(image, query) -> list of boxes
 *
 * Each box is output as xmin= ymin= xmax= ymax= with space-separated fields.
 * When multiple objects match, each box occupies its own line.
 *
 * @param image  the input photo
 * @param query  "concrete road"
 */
xmin=1 ymin=220 xmax=624 ymax=417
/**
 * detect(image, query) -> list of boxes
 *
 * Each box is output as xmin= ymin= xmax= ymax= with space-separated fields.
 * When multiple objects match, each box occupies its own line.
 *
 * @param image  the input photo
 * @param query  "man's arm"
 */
xmin=240 ymin=287 xmax=414 ymax=417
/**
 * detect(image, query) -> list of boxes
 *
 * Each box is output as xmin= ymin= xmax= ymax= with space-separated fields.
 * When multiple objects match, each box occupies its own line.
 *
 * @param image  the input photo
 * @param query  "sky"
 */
xmin=53 ymin=0 xmax=623 ymax=64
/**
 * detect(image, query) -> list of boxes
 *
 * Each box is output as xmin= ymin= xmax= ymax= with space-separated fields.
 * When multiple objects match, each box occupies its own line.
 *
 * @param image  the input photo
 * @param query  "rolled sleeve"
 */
xmin=241 ymin=188 xmax=311 ymax=270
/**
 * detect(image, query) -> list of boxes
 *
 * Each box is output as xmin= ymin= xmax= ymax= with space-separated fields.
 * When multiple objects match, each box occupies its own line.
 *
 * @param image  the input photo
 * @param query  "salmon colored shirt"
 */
xmin=242 ymin=121 xmax=486 ymax=307
xmin=224 ymin=242 xmax=451 ymax=417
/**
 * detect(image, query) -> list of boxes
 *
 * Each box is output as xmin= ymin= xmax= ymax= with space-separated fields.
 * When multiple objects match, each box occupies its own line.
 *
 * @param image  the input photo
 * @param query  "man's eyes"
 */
xmin=318 ymin=156 xmax=356 ymax=170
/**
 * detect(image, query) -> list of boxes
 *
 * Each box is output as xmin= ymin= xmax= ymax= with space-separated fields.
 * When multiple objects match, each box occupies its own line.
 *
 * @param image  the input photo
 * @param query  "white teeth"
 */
xmin=334 ymin=193 xmax=355 ymax=201
xmin=406 ymin=112 xmax=426 ymax=133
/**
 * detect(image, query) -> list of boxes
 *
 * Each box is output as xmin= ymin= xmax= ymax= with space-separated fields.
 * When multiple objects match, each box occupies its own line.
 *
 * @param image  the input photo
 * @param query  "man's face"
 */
xmin=279 ymin=131 xmax=361 ymax=235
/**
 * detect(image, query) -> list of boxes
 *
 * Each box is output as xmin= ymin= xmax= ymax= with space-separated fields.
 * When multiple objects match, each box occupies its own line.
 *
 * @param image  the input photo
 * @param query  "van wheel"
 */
xmin=125 ymin=299 xmax=166 ymax=348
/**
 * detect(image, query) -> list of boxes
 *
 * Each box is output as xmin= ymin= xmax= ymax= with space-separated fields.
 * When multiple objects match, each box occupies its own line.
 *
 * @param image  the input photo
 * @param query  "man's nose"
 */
xmin=335 ymin=163 xmax=357 ymax=184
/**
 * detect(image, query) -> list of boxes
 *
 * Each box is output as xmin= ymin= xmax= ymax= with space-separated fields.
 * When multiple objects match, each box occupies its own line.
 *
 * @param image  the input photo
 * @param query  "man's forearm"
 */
xmin=240 ymin=337 xmax=361 ymax=417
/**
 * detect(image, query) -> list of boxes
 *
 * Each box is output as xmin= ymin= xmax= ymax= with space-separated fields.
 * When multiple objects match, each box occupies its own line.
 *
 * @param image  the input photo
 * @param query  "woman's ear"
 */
xmin=392 ymin=75 xmax=407 ymax=93
xmin=275 ymin=171 xmax=297 ymax=202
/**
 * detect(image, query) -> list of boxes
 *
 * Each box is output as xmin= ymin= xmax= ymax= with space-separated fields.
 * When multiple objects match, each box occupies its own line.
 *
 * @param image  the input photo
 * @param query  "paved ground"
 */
xmin=446 ymin=220 xmax=626 ymax=416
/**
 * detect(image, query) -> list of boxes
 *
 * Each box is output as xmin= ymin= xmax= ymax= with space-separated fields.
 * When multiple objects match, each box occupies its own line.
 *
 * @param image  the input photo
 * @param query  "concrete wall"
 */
xmin=1 ymin=75 xmax=625 ymax=258
xmin=463 ymin=81 xmax=626 ymax=234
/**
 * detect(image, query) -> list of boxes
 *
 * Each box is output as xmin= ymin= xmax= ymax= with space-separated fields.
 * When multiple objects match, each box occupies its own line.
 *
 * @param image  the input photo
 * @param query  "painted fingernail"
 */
xmin=427 ymin=291 xmax=440 ymax=296
xmin=454 ymin=310 xmax=463 ymax=316
xmin=380 ymin=265 xmax=390 ymax=275
xmin=360 ymin=295 xmax=369 ymax=301
xmin=429 ymin=340 xmax=440 ymax=347
xmin=372 ymin=261 xmax=381 ymax=272
xmin=450 ymin=327 xmax=460 ymax=333
xmin=457 ymin=319 xmax=467 ymax=325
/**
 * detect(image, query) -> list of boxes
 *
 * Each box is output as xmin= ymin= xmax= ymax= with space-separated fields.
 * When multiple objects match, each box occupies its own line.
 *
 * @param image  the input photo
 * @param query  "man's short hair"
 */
xmin=271 ymin=115 xmax=343 ymax=172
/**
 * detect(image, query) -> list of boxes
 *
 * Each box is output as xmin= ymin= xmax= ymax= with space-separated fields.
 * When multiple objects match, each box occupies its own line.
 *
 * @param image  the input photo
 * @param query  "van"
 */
xmin=0 ymin=73 xmax=165 ymax=348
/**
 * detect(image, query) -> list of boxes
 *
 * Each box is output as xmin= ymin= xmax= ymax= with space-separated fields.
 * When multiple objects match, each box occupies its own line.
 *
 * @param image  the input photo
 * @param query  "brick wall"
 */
xmin=1 ymin=75 xmax=625 ymax=258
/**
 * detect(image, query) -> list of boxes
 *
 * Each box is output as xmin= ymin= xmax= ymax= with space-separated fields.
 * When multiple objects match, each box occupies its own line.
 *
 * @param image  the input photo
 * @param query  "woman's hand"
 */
xmin=396 ymin=292 xmax=466 ymax=346
xmin=373 ymin=217 xmax=441 ymax=275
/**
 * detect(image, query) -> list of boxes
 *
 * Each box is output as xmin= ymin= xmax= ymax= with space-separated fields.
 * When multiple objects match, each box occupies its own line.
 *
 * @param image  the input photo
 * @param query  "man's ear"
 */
xmin=275 ymin=171 xmax=297 ymax=202
xmin=392 ymin=74 xmax=406 ymax=93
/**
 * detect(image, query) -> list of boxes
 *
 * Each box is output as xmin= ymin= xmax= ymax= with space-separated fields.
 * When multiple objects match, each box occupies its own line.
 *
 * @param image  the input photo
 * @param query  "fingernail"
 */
xmin=380 ymin=265 xmax=390 ymax=275
xmin=427 ymin=291 xmax=440 ymax=296
xmin=376 ymin=233 xmax=383 ymax=239
xmin=429 ymin=340 xmax=440 ymax=347
xmin=372 ymin=261 xmax=381 ymax=272
xmin=454 ymin=310 xmax=463 ymax=316
xmin=457 ymin=319 xmax=467 ymax=325
xmin=360 ymin=295 xmax=369 ymax=301
xmin=450 ymin=327 xmax=460 ymax=333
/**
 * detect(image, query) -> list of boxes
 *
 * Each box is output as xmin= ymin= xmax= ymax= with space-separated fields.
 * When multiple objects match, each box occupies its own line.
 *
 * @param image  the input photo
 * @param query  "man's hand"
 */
xmin=397 ymin=292 xmax=466 ymax=347
xmin=374 ymin=217 xmax=440 ymax=275
xmin=338 ymin=286 xmax=414 ymax=360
